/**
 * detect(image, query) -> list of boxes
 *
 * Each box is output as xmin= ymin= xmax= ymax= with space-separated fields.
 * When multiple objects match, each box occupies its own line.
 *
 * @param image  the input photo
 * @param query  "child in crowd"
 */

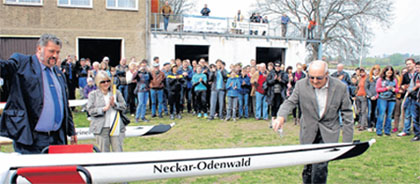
xmin=83 ymin=77 xmax=97 ymax=118
xmin=348 ymin=75 xmax=359 ymax=123
xmin=239 ymin=66 xmax=251 ymax=119
xmin=83 ymin=77 xmax=97 ymax=99
xmin=225 ymin=69 xmax=241 ymax=121
xmin=348 ymin=75 xmax=358 ymax=103
xmin=191 ymin=65 xmax=208 ymax=118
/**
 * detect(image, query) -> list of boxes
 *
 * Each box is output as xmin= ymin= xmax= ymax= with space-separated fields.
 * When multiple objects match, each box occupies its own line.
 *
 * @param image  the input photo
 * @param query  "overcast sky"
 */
xmin=191 ymin=0 xmax=420 ymax=57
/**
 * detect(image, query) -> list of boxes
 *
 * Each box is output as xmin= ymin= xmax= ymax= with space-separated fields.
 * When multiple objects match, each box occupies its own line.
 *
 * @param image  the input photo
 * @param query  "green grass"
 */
xmin=2 ymin=112 xmax=419 ymax=183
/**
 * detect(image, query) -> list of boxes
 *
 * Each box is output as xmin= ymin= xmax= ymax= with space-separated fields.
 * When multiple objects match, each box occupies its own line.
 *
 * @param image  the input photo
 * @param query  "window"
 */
xmin=106 ymin=0 xmax=137 ymax=11
xmin=4 ymin=0 xmax=42 ymax=6
xmin=58 ymin=0 xmax=92 ymax=8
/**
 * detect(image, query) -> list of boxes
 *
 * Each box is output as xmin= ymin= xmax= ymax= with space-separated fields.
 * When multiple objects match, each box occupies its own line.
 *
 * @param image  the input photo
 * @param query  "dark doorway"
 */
xmin=256 ymin=47 xmax=286 ymax=65
xmin=0 ymin=37 xmax=38 ymax=60
xmin=78 ymin=39 xmax=122 ymax=67
xmin=175 ymin=45 xmax=209 ymax=61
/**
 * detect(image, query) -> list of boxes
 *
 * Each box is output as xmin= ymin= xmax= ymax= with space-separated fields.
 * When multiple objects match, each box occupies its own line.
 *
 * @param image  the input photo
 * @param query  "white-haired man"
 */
xmin=274 ymin=60 xmax=354 ymax=184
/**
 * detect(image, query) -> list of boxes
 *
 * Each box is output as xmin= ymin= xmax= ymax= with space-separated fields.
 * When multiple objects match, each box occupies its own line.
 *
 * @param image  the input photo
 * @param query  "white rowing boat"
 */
xmin=76 ymin=123 xmax=175 ymax=140
xmin=0 ymin=139 xmax=375 ymax=183
xmin=0 ymin=123 xmax=175 ymax=145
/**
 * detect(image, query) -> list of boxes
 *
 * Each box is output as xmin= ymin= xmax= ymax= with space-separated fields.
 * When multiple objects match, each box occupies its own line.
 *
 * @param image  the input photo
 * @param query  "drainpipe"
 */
xmin=145 ymin=0 xmax=151 ymax=63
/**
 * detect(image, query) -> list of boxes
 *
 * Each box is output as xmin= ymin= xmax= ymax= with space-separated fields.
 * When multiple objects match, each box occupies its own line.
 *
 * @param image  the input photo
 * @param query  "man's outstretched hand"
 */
xmin=273 ymin=116 xmax=285 ymax=132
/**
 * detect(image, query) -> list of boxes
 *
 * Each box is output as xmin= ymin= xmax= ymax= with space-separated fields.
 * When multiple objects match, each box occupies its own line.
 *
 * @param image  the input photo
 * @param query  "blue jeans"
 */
xmin=163 ymin=16 xmax=169 ymax=31
xmin=376 ymin=99 xmax=395 ymax=135
xmin=136 ymin=91 xmax=149 ymax=119
xmin=226 ymin=96 xmax=238 ymax=119
xmin=255 ymin=92 xmax=268 ymax=119
xmin=118 ymin=85 xmax=128 ymax=103
xmin=162 ymin=90 xmax=168 ymax=114
xmin=403 ymin=98 xmax=415 ymax=134
xmin=210 ymin=90 xmax=225 ymax=118
xmin=238 ymin=93 xmax=249 ymax=118
xmin=150 ymin=89 xmax=164 ymax=116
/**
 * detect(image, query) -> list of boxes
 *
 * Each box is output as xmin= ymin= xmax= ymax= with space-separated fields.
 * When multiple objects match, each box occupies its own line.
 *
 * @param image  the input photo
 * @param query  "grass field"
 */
xmin=2 ymin=112 xmax=419 ymax=183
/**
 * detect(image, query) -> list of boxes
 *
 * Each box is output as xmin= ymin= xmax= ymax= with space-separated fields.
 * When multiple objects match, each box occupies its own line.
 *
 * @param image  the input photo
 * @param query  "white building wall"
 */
xmin=150 ymin=34 xmax=307 ymax=69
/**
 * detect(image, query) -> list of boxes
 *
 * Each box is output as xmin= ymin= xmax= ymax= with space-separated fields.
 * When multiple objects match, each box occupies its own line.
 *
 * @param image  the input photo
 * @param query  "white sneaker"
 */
xmin=367 ymin=128 xmax=373 ymax=132
xmin=397 ymin=132 xmax=408 ymax=137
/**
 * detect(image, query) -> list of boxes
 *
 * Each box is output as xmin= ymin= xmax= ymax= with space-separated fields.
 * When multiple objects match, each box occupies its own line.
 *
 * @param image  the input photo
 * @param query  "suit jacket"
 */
xmin=87 ymin=89 xmax=127 ymax=134
xmin=277 ymin=77 xmax=354 ymax=144
xmin=61 ymin=61 xmax=78 ymax=87
xmin=0 ymin=53 xmax=75 ymax=145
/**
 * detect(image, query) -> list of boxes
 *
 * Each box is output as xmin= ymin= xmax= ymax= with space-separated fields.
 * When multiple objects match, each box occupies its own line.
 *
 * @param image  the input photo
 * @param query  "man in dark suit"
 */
xmin=0 ymin=34 xmax=77 ymax=154
xmin=274 ymin=60 xmax=354 ymax=184
xmin=61 ymin=55 xmax=78 ymax=100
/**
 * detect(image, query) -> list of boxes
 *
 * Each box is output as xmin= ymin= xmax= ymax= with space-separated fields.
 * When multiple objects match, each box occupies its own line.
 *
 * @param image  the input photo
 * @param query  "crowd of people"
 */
xmin=64 ymin=57 xmax=308 ymax=123
xmin=6 ymin=36 xmax=416 ymax=155
xmin=331 ymin=60 xmax=420 ymax=142
xmin=60 ymin=55 xmax=420 ymax=143
xmin=1 ymin=34 xmax=417 ymax=184
xmin=159 ymin=1 xmax=317 ymax=38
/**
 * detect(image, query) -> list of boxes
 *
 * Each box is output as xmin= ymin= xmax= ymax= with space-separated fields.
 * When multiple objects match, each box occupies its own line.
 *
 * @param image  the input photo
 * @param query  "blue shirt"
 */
xmin=240 ymin=75 xmax=251 ymax=94
xmin=226 ymin=77 xmax=241 ymax=97
xmin=281 ymin=16 xmax=290 ymax=24
xmin=192 ymin=73 xmax=207 ymax=91
xmin=178 ymin=67 xmax=193 ymax=88
xmin=35 ymin=62 xmax=64 ymax=132
xmin=216 ymin=70 xmax=224 ymax=90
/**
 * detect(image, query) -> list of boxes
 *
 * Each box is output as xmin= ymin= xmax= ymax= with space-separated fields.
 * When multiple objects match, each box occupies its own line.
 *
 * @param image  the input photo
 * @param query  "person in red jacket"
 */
xmin=254 ymin=63 xmax=269 ymax=120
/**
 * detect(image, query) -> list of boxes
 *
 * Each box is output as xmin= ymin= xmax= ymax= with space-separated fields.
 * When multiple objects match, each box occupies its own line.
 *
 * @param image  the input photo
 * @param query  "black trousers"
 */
xmin=168 ymin=91 xmax=181 ymax=115
xmin=271 ymin=93 xmax=283 ymax=117
xmin=13 ymin=127 xmax=66 ymax=154
xmin=368 ymin=99 xmax=377 ymax=128
xmin=302 ymin=130 xmax=329 ymax=184
xmin=195 ymin=90 xmax=207 ymax=113
xmin=293 ymin=106 xmax=302 ymax=119
xmin=127 ymin=83 xmax=137 ymax=114
xmin=180 ymin=87 xmax=192 ymax=112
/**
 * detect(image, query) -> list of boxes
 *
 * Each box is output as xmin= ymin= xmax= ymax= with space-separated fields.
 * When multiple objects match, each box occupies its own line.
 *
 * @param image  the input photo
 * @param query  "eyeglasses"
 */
xmin=100 ymin=80 xmax=111 ymax=84
xmin=309 ymin=75 xmax=326 ymax=80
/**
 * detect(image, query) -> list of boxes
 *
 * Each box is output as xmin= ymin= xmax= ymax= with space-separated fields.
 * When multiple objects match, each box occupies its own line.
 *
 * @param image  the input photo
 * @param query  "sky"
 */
xmin=190 ymin=0 xmax=420 ymax=57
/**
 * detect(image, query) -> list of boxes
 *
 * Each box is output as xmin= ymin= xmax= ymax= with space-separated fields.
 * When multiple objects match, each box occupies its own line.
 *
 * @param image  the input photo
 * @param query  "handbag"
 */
xmin=120 ymin=112 xmax=130 ymax=125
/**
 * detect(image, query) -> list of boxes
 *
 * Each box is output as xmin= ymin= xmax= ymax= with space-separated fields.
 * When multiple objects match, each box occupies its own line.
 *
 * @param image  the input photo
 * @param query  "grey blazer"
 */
xmin=87 ymin=89 xmax=127 ymax=134
xmin=277 ymin=77 xmax=354 ymax=144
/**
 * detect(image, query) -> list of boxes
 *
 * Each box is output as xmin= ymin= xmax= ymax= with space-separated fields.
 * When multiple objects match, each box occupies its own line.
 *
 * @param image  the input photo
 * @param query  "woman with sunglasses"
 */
xmin=87 ymin=71 xmax=127 ymax=152
xmin=375 ymin=66 xmax=400 ymax=136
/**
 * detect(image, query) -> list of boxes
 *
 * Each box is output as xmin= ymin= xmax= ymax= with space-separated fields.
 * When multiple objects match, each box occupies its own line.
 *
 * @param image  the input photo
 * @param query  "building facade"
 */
xmin=0 ymin=0 xmax=147 ymax=66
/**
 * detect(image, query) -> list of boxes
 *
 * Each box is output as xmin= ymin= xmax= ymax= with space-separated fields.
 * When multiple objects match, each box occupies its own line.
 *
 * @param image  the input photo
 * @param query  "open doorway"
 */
xmin=78 ymin=38 xmax=122 ymax=67
xmin=175 ymin=45 xmax=209 ymax=61
xmin=256 ymin=47 xmax=286 ymax=65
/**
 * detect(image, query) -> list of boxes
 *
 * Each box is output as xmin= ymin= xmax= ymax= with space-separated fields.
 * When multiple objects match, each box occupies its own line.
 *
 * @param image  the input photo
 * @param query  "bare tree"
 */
xmin=159 ymin=0 xmax=196 ymax=16
xmin=254 ymin=0 xmax=393 ymax=64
